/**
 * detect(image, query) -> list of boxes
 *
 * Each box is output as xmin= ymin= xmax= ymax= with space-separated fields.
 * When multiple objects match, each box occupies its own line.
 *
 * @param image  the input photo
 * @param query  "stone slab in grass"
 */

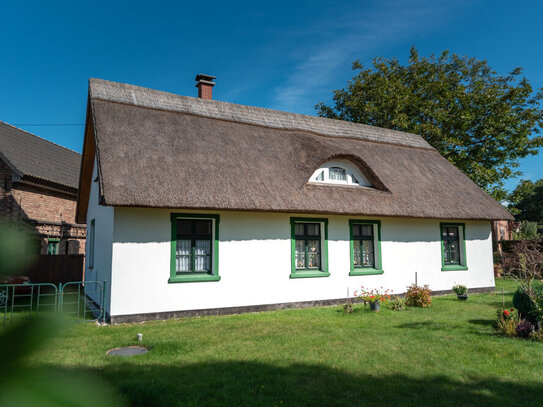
xmin=106 ymin=346 xmax=148 ymax=356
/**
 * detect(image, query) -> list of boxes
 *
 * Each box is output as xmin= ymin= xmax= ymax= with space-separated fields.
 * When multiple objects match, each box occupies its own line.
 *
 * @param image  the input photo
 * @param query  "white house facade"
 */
xmin=77 ymin=76 xmax=512 ymax=323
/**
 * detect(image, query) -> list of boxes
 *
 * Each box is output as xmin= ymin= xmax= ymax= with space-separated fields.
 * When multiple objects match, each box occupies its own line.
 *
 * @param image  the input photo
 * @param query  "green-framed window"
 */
xmin=349 ymin=220 xmax=383 ymax=275
xmin=47 ymin=238 xmax=60 ymax=255
xmin=170 ymin=213 xmax=220 ymax=283
xmin=440 ymin=223 xmax=468 ymax=271
xmin=290 ymin=217 xmax=329 ymax=278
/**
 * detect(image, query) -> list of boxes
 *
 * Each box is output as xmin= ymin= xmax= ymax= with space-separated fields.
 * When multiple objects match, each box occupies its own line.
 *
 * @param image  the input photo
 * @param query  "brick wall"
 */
xmin=11 ymin=182 xmax=78 ymax=224
xmin=0 ymin=157 xmax=86 ymax=255
xmin=0 ymin=158 xmax=14 ymax=217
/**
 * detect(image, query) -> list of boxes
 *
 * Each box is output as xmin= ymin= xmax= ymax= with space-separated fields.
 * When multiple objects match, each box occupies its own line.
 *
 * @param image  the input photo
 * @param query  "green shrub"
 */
xmin=389 ymin=296 xmax=406 ymax=311
xmin=452 ymin=284 xmax=468 ymax=295
xmin=495 ymin=308 xmax=518 ymax=337
xmin=405 ymin=284 xmax=432 ymax=307
xmin=512 ymin=221 xmax=540 ymax=240
xmin=343 ymin=303 xmax=353 ymax=314
xmin=513 ymin=282 xmax=543 ymax=323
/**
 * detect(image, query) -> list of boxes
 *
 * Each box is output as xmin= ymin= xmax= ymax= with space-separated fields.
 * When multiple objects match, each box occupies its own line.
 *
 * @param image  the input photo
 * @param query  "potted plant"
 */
xmin=354 ymin=286 xmax=392 ymax=312
xmin=452 ymin=284 xmax=468 ymax=300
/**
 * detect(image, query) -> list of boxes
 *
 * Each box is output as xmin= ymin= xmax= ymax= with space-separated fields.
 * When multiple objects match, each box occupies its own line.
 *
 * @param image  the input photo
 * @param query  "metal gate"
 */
xmin=0 ymin=281 xmax=105 ymax=327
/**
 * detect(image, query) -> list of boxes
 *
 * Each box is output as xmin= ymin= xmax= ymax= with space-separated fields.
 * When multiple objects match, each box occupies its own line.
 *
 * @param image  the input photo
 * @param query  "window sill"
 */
xmin=169 ymin=274 xmax=221 ymax=283
xmin=441 ymin=265 xmax=468 ymax=271
xmin=349 ymin=268 xmax=384 ymax=276
xmin=290 ymin=270 xmax=330 ymax=279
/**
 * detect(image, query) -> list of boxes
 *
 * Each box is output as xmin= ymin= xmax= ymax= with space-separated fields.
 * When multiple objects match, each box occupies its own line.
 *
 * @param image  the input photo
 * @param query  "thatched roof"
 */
xmin=0 ymin=121 xmax=80 ymax=191
xmin=76 ymin=78 xmax=513 ymax=223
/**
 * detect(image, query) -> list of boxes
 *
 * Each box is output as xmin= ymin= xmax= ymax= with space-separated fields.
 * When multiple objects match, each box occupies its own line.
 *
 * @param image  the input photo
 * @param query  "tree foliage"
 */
xmin=316 ymin=47 xmax=543 ymax=200
xmin=509 ymin=179 xmax=543 ymax=223
xmin=512 ymin=220 xmax=540 ymax=240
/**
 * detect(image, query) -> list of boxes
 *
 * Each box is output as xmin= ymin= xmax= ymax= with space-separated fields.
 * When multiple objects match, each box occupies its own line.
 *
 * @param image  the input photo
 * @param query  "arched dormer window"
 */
xmin=309 ymin=159 xmax=373 ymax=187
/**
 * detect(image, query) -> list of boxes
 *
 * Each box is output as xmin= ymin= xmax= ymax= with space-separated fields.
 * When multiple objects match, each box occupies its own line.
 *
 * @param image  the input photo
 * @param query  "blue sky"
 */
xmin=1 ymin=0 xmax=541 ymax=191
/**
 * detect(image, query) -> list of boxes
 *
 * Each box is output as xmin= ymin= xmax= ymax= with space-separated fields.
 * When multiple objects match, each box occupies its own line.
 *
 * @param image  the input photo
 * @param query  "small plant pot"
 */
xmin=457 ymin=294 xmax=468 ymax=301
xmin=369 ymin=300 xmax=380 ymax=312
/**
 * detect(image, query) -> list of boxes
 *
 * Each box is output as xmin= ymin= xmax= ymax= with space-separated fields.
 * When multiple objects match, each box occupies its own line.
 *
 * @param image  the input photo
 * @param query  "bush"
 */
xmin=516 ymin=321 xmax=533 ymax=338
xmin=502 ymin=240 xmax=543 ymax=279
xmin=389 ymin=296 xmax=406 ymax=311
xmin=512 ymin=221 xmax=540 ymax=240
xmin=452 ymin=284 xmax=468 ymax=295
xmin=513 ymin=282 xmax=543 ymax=323
xmin=343 ymin=303 xmax=353 ymax=314
xmin=405 ymin=284 xmax=432 ymax=307
xmin=495 ymin=308 xmax=518 ymax=337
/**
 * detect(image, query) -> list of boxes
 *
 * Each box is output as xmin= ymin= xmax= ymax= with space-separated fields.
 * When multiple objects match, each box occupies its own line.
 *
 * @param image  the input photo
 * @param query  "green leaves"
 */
xmin=316 ymin=48 xmax=543 ymax=201
xmin=0 ymin=218 xmax=127 ymax=406
xmin=0 ymin=219 xmax=36 ymax=277
xmin=509 ymin=179 xmax=543 ymax=224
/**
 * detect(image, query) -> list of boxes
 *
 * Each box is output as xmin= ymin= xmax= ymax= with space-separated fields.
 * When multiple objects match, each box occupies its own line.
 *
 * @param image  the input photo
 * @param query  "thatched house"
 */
xmin=77 ymin=75 xmax=513 ymax=323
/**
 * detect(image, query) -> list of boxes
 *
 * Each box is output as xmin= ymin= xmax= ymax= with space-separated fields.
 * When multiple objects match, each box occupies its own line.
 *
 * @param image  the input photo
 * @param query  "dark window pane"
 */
xmin=353 ymin=225 xmax=360 ymax=237
xmin=295 ymin=223 xmax=305 ymax=236
xmin=195 ymin=220 xmax=212 ymax=235
xmin=177 ymin=219 xmax=192 ymax=235
xmin=306 ymin=223 xmax=320 ymax=236
xmin=360 ymin=225 xmax=373 ymax=237
xmin=448 ymin=227 xmax=458 ymax=237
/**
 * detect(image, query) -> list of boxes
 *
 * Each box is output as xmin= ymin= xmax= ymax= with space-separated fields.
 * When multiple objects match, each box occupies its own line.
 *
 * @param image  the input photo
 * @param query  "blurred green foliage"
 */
xmin=0 ymin=218 xmax=126 ymax=406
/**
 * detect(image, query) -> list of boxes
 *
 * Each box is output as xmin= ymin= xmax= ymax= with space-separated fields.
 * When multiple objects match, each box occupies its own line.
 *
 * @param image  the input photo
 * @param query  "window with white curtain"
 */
xmin=175 ymin=219 xmax=212 ymax=274
xmin=170 ymin=214 xmax=220 ymax=283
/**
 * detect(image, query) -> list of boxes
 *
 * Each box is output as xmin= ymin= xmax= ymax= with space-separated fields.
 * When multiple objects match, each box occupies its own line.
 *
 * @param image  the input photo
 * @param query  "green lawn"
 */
xmin=17 ymin=279 xmax=543 ymax=406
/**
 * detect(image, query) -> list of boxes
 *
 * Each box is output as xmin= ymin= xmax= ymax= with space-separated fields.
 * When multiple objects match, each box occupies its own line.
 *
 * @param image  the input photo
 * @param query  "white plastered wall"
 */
xmin=84 ymin=157 xmax=114 ymax=314
xmin=108 ymin=208 xmax=494 ymax=317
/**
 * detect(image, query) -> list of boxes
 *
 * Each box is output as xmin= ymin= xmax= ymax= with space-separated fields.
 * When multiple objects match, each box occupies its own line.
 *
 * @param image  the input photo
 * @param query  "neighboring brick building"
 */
xmin=492 ymin=220 xmax=515 ymax=241
xmin=0 ymin=121 xmax=85 ymax=254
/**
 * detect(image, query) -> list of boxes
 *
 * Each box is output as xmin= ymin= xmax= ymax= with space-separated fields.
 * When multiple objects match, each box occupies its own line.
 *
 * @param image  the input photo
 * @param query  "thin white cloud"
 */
xmin=271 ymin=0 xmax=473 ymax=114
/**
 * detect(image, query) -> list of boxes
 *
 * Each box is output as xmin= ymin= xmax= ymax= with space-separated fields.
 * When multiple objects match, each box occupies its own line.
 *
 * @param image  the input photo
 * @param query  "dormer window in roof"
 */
xmin=309 ymin=160 xmax=373 ymax=187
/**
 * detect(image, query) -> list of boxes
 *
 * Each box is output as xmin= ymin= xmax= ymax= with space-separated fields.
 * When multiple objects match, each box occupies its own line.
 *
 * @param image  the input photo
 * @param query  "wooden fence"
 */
xmin=19 ymin=254 xmax=85 ymax=284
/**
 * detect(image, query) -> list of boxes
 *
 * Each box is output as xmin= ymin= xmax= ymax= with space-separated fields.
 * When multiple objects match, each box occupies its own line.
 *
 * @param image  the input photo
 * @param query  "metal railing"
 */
xmin=0 ymin=280 xmax=105 ymax=327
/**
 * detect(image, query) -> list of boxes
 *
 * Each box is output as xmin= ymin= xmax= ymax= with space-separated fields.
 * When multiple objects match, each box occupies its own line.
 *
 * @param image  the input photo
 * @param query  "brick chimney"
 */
xmin=195 ymin=73 xmax=216 ymax=99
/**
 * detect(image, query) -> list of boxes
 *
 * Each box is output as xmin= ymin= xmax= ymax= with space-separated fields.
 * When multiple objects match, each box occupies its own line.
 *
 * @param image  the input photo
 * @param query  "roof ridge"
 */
xmin=88 ymin=78 xmax=434 ymax=150
xmin=0 ymin=120 xmax=81 ymax=156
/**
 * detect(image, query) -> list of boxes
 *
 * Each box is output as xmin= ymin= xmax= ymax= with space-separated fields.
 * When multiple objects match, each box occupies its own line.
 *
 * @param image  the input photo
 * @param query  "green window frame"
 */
xmin=349 ymin=220 xmax=383 ymax=276
xmin=440 ymin=223 xmax=468 ymax=271
xmin=47 ymin=238 xmax=60 ymax=255
xmin=290 ymin=217 xmax=329 ymax=278
xmin=170 ymin=213 xmax=220 ymax=283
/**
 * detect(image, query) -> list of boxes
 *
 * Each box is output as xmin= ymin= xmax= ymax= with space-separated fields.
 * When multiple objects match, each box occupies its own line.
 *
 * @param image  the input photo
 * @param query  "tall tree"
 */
xmin=509 ymin=179 xmax=543 ymax=223
xmin=316 ymin=48 xmax=543 ymax=201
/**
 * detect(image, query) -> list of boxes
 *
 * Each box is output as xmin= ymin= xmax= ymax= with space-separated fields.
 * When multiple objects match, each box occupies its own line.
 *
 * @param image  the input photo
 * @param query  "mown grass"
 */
xmin=18 ymin=279 xmax=543 ymax=406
